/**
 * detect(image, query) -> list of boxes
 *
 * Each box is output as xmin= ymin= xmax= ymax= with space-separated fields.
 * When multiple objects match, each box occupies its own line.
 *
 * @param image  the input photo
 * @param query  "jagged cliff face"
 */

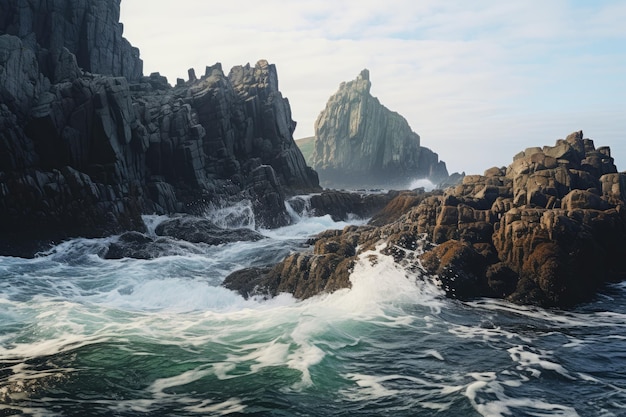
xmin=0 ymin=0 xmax=319 ymax=254
xmin=0 ymin=0 xmax=142 ymax=82
xmin=311 ymin=69 xmax=448 ymax=188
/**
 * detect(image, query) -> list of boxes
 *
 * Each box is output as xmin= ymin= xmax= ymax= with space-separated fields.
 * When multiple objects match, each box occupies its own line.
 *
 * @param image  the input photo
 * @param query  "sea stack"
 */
xmin=311 ymin=69 xmax=449 ymax=189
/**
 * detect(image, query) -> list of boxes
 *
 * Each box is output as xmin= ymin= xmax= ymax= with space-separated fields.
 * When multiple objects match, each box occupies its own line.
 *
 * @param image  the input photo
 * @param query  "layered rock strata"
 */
xmin=310 ymin=69 xmax=449 ymax=188
xmin=0 ymin=0 xmax=319 ymax=255
xmin=225 ymin=131 xmax=626 ymax=307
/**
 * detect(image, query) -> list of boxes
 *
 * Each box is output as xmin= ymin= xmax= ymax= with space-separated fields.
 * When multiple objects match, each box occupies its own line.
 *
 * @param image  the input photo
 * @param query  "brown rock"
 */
xmin=420 ymin=240 xmax=489 ymax=299
xmin=225 ymin=131 xmax=626 ymax=308
xmin=561 ymin=189 xmax=608 ymax=211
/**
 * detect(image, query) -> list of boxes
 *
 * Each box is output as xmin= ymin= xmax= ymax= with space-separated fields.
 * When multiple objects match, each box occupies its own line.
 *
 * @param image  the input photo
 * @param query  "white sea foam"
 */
xmin=424 ymin=349 xmax=445 ymax=361
xmin=508 ymin=345 xmax=575 ymax=380
xmin=142 ymin=214 xmax=171 ymax=236
xmin=465 ymin=372 xmax=580 ymax=417
xmin=259 ymin=213 xmax=367 ymax=241
xmin=467 ymin=298 xmax=626 ymax=330
xmin=340 ymin=372 xmax=465 ymax=412
xmin=183 ymin=398 xmax=246 ymax=415
xmin=204 ymin=199 xmax=256 ymax=229
xmin=1 ymin=227 xmax=450 ymax=395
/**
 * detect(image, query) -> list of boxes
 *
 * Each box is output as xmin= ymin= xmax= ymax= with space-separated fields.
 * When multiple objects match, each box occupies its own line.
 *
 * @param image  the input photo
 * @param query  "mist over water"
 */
xmin=0 ymin=201 xmax=625 ymax=416
xmin=407 ymin=178 xmax=436 ymax=191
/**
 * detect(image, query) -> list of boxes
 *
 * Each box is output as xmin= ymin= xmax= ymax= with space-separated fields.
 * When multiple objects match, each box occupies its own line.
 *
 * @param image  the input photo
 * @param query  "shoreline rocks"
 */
xmin=224 ymin=131 xmax=626 ymax=308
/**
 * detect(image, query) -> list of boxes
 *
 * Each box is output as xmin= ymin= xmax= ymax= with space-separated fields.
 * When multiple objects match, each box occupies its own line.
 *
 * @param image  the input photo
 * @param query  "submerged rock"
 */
xmin=226 ymin=131 xmax=626 ymax=308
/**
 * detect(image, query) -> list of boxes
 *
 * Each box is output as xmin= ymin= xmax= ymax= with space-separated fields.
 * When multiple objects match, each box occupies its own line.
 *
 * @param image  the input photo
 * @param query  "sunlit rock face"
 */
xmin=311 ymin=69 xmax=449 ymax=189
xmin=227 ymin=131 xmax=626 ymax=308
xmin=0 ymin=0 xmax=319 ymax=255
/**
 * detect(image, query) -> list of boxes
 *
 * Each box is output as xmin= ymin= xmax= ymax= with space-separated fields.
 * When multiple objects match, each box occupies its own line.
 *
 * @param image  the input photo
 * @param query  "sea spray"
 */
xmin=406 ymin=178 xmax=437 ymax=191
xmin=203 ymin=200 xmax=256 ymax=230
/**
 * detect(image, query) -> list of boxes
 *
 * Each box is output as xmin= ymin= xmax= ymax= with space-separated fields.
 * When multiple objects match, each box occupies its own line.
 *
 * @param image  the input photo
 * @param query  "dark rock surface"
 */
xmin=225 ymin=131 xmax=626 ymax=308
xmin=222 ymin=266 xmax=273 ymax=299
xmin=310 ymin=69 xmax=450 ymax=189
xmin=0 ymin=0 xmax=142 ymax=82
xmin=103 ymin=216 xmax=265 ymax=260
xmin=307 ymin=190 xmax=401 ymax=221
xmin=154 ymin=216 xmax=264 ymax=245
xmin=0 ymin=0 xmax=319 ymax=256
xmin=102 ymin=231 xmax=204 ymax=260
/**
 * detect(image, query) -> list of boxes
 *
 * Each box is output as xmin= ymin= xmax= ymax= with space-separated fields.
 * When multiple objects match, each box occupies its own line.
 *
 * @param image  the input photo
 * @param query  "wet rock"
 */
xmin=222 ymin=266 xmax=273 ymax=299
xmin=420 ymin=240 xmax=489 ymax=299
xmin=238 ymin=131 xmax=626 ymax=307
xmin=308 ymin=190 xmax=399 ymax=221
xmin=155 ymin=216 xmax=265 ymax=245
xmin=102 ymin=231 xmax=204 ymax=260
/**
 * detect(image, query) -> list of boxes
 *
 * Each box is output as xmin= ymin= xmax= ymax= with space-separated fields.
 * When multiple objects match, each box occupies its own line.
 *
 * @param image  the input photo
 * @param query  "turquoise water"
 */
xmin=1 ymin=209 xmax=625 ymax=416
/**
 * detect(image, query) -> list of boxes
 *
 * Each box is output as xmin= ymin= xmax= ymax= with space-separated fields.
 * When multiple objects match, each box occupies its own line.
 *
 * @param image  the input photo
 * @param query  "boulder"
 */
xmin=154 ymin=216 xmax=265 ymax=245
xmin=102 ymin=231 xmax=205 ymax=260
xmin=222 ymin=266 xmax=273 ymax=299
xmin=308 ymin=190 xmax=399 ymax=222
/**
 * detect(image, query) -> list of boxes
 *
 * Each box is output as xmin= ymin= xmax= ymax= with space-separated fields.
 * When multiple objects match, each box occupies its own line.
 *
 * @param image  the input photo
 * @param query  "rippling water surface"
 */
xmin=1 ymin=205 xmax=625 ymax=416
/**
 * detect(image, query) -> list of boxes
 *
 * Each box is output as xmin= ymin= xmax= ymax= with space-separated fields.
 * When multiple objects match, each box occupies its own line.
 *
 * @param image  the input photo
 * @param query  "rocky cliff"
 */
xmin=0 ymin=0 xmax=319 ymax=256
xmin=310 ymin=69 xmax=449 ymax=189
xmin=0 ymin=0 xmax=142 ymax=82
xmin=225 ymin=131 xmax=626 ymax=308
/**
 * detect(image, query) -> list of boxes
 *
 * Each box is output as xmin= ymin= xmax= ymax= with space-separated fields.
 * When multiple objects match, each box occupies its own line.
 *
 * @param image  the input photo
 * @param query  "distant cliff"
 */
xmin=311 ymin=69 xmax=449 ymax=189
xmin=0 ymin=0 xmax=319 ymax=255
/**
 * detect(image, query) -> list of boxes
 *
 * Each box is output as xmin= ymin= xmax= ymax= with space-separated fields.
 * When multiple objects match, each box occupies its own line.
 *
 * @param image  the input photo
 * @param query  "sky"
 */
xmin=119 ymin=1 xmax=626 ymax=175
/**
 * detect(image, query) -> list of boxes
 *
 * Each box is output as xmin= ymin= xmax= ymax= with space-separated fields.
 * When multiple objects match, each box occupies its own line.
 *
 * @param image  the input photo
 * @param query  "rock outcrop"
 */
xmin=0 ymin=0 xmax=142 ymax=82
xmin=310 ymin=69 xmax=449 ymax=189
xmin=103 ymin=216 xmax=265 ymax=260
xmin=0 ymin=0 xmax=319 ymax=256
xmin=225 ymin=131 xmax=626 ymax=308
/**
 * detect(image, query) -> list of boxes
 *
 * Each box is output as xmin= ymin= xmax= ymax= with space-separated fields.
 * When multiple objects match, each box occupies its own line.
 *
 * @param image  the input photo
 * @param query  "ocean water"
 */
xmin=1 ymin=201 xmax=625 ymax=417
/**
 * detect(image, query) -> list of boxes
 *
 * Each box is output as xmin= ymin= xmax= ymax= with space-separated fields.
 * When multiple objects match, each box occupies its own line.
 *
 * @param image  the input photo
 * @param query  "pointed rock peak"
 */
xmin=344 ymin=68 xmax=371 ymax=95
xmin=205 ymin=63 xmax=223 ymax=77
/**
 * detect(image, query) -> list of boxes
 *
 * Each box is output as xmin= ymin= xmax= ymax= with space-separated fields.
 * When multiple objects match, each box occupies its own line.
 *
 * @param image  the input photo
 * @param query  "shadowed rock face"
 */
xmin=0 ymin=0 xmax=142 ymax=82
xmin=310 ymin=69 xmax=449 ymax=189
xmin=225 ymin=131 xmax=626 ymax=308
xmin=0 ymin=0 xmax=319 ymax=255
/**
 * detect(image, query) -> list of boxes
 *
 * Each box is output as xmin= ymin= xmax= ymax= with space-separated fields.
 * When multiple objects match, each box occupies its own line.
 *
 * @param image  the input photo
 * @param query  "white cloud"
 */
xmin=120 ymin=1 xmax=626 ymax=175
